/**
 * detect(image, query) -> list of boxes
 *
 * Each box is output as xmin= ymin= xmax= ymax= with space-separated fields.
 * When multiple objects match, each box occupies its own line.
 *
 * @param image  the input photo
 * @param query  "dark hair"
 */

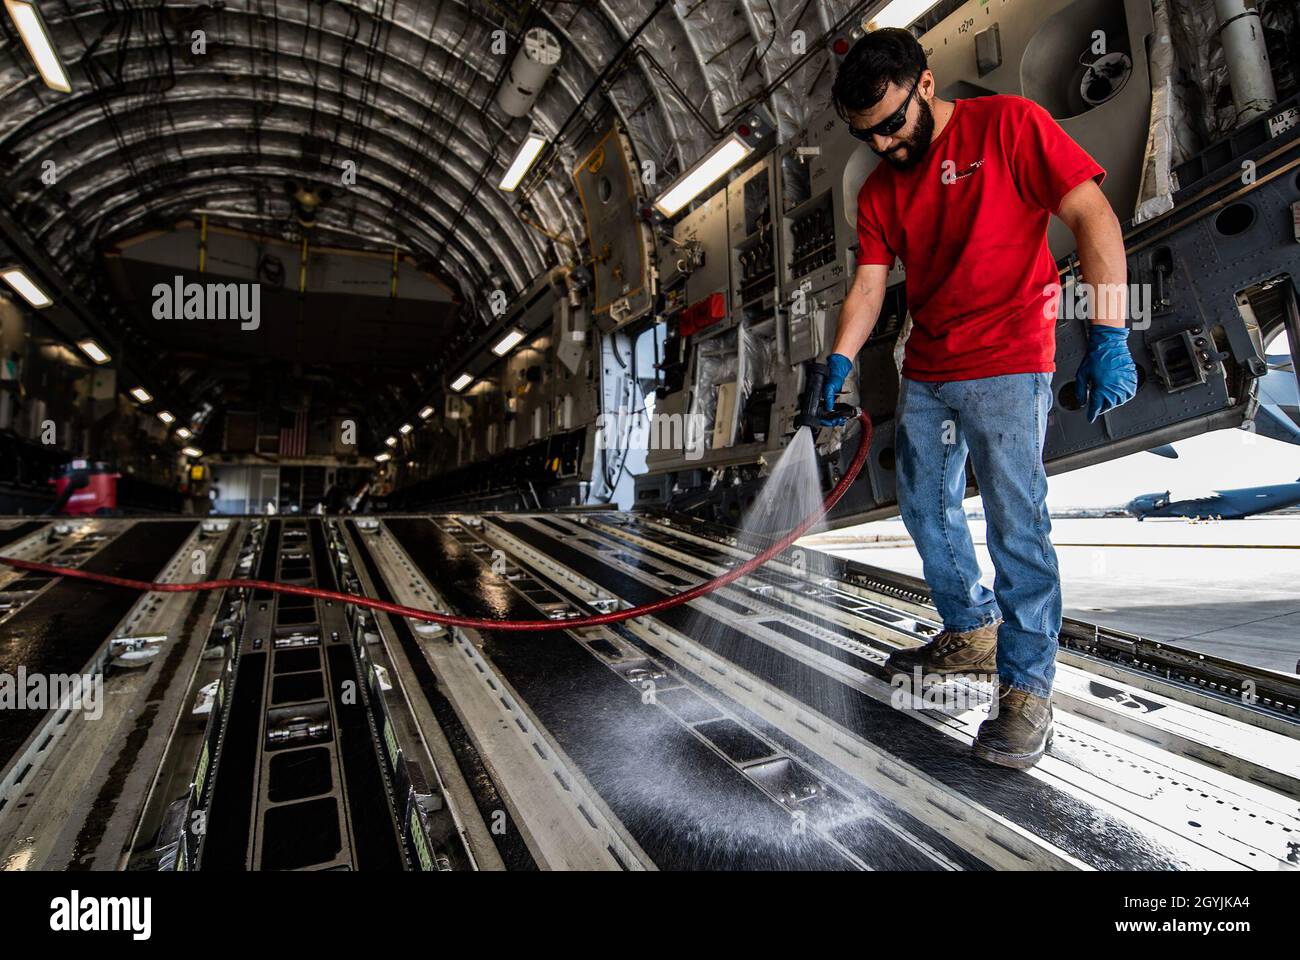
xmin=831 ymin=28 xmax=928 ymax=121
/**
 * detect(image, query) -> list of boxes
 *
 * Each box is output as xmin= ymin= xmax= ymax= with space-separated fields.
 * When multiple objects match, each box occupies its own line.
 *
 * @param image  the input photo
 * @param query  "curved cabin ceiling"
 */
xmin=0 ymin=0 xmax=886 ymax=439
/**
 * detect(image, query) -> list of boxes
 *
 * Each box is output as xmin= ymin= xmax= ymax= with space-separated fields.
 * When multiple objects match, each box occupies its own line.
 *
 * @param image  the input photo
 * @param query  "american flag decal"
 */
xmin=280 ymin=410 xmax=309 ymax=458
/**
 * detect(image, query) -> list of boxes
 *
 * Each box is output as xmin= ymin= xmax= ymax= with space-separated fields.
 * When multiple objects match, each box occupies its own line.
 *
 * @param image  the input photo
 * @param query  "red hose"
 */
xmin=0 ymin=413 xmax=872 ymax=632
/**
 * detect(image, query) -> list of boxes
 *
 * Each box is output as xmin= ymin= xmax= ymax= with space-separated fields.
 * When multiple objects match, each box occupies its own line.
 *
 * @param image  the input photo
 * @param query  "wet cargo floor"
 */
xmin=0 ymin=521 xmax=196 ymax=771
xmin=387 ymin=517 xmax=947 ymax=870
xmin=486 ymin=517 xmax=1198 ymax=870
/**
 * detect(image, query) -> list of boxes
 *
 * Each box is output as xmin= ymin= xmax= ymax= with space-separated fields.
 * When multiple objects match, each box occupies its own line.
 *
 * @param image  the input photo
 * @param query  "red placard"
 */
xmin=678 ymin=292 xmax=727 ymax=336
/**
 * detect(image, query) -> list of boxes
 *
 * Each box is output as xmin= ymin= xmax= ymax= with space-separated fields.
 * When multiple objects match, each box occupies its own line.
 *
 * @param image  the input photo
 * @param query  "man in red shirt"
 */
xmin=823 ymin=29 xmax=1137 ymax=768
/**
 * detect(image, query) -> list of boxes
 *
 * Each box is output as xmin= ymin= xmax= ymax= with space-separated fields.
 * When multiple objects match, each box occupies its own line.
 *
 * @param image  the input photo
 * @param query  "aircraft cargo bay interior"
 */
xmin=0 ymin=0 xmax=1298 ymax=903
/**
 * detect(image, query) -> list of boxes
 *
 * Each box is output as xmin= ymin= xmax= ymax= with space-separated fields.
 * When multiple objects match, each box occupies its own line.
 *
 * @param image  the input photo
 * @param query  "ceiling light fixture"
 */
xmin=491 ymin=328 xmax=526 ymax=357
xmin=653 ymin=134 xmax=753 ymax=217
xmin=0 ymin=266 xmax=52 ymax=307
xmin=499 ymin=133 xmax=547 ymax=192
xmin=157 ymin=411 xmax=175 ymax=424
xmin=450 ymin=373 xmax=473 ymax=392
xmin=4 ymin=1 xmax=71 ymax=93
xmin=867 ymin=0 xmax=945 ymax=30
xmin=129 ymin=386 xmax=153 ymax=404
xmin=76 ymin=338 xmax=110 ymax=364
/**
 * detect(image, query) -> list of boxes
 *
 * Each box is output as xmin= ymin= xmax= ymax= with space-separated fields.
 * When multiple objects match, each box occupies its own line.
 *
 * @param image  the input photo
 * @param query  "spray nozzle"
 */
xmin=794 ymin=361 xmax=859 ymax=430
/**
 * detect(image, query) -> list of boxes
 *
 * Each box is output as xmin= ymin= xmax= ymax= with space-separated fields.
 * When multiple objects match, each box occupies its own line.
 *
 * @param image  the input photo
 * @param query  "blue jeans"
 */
xmin=895 ymin=373 xmax=1062 ymax=697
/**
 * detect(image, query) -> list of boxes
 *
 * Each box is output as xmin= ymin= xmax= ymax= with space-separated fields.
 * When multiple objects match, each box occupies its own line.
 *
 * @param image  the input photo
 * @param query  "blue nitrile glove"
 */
xmin=1074 ymin=325 xmax=1138 ymax=423
xmin=821 ymin=353 xmax=854 ymax=427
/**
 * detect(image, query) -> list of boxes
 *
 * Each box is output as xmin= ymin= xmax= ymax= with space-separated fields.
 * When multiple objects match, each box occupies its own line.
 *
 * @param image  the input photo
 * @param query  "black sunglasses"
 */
xmin=847 ymin=71 xmax=924 ymax=141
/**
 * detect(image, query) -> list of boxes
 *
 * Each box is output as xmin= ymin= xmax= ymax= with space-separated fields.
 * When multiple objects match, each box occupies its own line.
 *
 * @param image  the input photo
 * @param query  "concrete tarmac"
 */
xmin=804 ymin=516 xmax=1300 ymax=675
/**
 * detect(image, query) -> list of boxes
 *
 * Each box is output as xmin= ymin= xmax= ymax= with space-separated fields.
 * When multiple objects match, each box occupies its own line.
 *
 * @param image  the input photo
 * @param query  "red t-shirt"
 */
xmin=856 ymin=95 xmax=1105 ymax=381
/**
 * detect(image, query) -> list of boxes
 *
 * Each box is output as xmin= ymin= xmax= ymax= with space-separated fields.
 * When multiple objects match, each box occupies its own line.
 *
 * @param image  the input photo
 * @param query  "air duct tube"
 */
xmin=496 ymin=28 xmax=562 ymax=118
xmin=1214 ymin=0 xmax=1277 ymax=125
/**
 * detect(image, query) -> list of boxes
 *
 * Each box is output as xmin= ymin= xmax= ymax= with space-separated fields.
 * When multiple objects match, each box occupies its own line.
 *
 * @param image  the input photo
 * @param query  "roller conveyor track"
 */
xmin=380 ymin=518 xmax=967 ymax=871
xmin=198 ymin=518 xmax=405 ymax=871
xmin=343 ymin=518 xmax=538 ymax=871
xmin=2 ymin=516 xmax=489 ymax=872
xmin=353 ymin=512 xmax=1300 ymax=871
xmin=0 ymin=517 xmax=270 ymax=869
xmin=574 ymin=514 xmax=1300 ymax=796
xmin=2 ymin=512 xmax=1296 ymax=872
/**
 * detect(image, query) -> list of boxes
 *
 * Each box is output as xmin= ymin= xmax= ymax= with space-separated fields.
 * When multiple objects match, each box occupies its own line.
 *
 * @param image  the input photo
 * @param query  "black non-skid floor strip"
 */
xmin=595 ymin=612 xmax=984 ymax=872
xmin=70 ymin=524 xmax=242 ymax=869
xmin=593 ymin=520 xmax=911 ymax=652
xmin=346 ymin=521 xmax=538 ymax=871
xmin=201 ymin=652 xmax=267 ymax=870
xmin=325 ymin=641 xmax=405 ymax=870
xmin=468 ymin=522 xmax=971 ymax=871
xmin=492 ymin=517 xmax=1195 ymax=870
xmin=253 ymin=519 xmax=282 ymax=600
xmin=308 ymin=519 xmax=338 ymax=593
xmin=0 ymin=521 xmax=197 ymax=772
xmin=387 ymin=518 xmax=861 ymax=871
xmin=0 ymin=520 xmax=43 ymax=551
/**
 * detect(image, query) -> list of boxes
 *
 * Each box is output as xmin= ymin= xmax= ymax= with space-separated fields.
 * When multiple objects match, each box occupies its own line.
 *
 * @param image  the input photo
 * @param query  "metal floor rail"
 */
xmin=2 ymin=513 xmax=1297 ymax=871
xmin=355 ymin=511 xmax=1300 ymax=871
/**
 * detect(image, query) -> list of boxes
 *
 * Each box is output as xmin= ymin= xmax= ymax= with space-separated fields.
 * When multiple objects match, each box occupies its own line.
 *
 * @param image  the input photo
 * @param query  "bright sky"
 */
xmin=1043 ymin=429 xmax=1300 ymax=509
xmin=1040 ymin=330 xmax=1298 ymax=508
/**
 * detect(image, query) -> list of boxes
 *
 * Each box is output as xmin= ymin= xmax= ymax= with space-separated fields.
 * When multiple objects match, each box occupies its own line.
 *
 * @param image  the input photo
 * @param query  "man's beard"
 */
xmin=875 ymin=98 xmax=935 ymax=171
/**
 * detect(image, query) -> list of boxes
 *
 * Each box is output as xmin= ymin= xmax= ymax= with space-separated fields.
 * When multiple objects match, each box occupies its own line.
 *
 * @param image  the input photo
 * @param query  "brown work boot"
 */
xmin=973 ymin=684 xmax=1054 ymax=769
xmin=885 ymin=620 xmax=1000 ymax=683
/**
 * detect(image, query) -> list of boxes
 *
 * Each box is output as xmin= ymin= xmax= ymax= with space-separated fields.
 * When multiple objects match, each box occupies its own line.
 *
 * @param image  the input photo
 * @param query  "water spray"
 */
xmin=0 ymin=412 xmax=871 ymax=633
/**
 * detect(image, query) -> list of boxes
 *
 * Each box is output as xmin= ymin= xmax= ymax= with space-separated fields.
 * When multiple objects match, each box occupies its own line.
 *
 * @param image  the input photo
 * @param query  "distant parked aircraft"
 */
xmin=1126 ymin=479 xmax=1300 ymax=520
